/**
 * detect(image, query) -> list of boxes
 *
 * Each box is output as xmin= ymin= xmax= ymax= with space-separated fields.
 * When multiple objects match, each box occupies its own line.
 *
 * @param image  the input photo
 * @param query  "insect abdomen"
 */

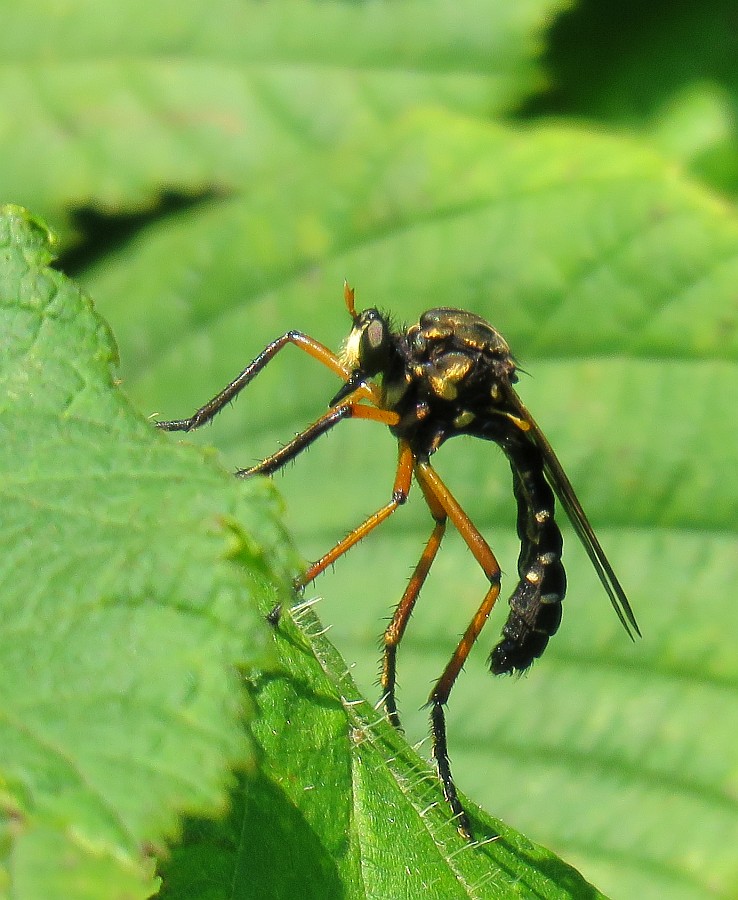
xmin=489 ymin=437 xmax=566 ymax=675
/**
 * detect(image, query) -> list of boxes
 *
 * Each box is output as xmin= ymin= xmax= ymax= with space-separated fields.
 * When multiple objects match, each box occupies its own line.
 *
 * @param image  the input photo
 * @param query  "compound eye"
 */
xmin=358 ymin=311 xmax=390 ymax=374
xmin=363 ymin=318 xmax=385 ymax=353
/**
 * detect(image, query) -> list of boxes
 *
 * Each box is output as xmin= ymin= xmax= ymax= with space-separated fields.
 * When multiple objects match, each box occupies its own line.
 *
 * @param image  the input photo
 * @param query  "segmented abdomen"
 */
xmin=488 ymin=432 xmax=566 ymax=675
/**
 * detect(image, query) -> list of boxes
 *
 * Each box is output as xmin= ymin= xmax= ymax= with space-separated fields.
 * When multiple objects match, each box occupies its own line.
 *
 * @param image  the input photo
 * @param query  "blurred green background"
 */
xmin=2 ymin=1 xmax=737 ymax=898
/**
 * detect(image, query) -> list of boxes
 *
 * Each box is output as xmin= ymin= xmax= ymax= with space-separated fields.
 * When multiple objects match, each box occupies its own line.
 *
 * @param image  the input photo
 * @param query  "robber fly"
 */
xmin=157 ymin=284 xmax=640 ymax=838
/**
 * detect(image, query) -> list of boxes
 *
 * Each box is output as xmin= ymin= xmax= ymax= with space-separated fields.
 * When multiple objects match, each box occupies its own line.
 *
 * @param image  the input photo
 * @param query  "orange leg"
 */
xmin=298 ymin=440 xmax=413 ymax=587
xmin=414 ymin=462 xmax=502 ymax=586
xmin=239 ymin=402 xmax=399 ymax=478
xmin=247 ymin=402 xmax=402 ymax=624
xmin=414 ymin=461 xmax=504 ymax=839
xmin=381 ymin=473 xmax=448 ymax=728
xmin=157 ymin=330 xmax=378 ymax=432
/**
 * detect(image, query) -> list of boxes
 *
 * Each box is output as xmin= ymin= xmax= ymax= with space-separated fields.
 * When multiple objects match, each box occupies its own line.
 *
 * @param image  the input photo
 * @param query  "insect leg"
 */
xmin=255 ymin=405 xmax=401 ymax=625
xmin=238 ymin=403 xmax=399 ymax=477
xmin=381 ymin=502 xmax=446 ymax=729
xmin=414 ymin=461 xmax=503 ymax=839
xmin=156 ymin=331 xmax=376 ymax=432
xmin=414 ymin=463 xmax=502 ymax=583
xmin=298 ymin=439 xmax=413 ymax=588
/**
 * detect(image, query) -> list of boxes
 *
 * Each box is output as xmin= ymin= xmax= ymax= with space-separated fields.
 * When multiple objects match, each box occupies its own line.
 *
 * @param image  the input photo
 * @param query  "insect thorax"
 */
xmin=380 ymin=308 xmax=518 ymax=455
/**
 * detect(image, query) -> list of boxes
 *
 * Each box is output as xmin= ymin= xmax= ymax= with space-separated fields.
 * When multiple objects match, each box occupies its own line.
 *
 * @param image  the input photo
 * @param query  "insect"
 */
xmin=157 ymin=283 xmax=640 ymax=838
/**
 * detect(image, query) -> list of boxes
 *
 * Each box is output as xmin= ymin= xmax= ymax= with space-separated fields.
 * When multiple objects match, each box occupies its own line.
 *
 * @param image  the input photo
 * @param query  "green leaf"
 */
xmin=84 ymin=110 xmax=738 ymax=900
xmin=159 ymin=604 xmax=602 ymax=900
xmin=4 ymin=1 xmax=738 ymax=895
xmin=535 ymin=0 xmax=738 ymax=197
xmin=0 ymin=0 xmax=565 ymax=241
xmin=0 ymin=206 xmax=295 ymax=898
xmin=1 ymin=204 xmax=601 ymax=898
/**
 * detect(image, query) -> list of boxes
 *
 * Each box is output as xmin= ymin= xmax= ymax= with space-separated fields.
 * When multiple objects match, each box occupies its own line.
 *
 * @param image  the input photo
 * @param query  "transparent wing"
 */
xmin=506 ymin=390 xmax=641 ymax=640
